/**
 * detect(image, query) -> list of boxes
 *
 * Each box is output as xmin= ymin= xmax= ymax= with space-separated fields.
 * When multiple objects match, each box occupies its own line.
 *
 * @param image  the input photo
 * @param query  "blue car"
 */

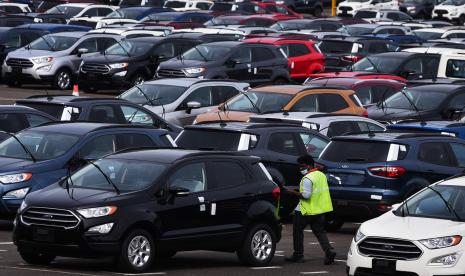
xmin=0 ymin=122 xmax=175 ymax=217
xmin=388 ymin=121 xmax=465 ymax=139
xmin=317 ymin=132 xmax=465 ymax=231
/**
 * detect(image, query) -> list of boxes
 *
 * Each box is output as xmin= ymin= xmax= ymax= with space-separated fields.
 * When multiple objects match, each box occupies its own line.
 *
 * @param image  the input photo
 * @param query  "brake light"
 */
xmin=376 ymin=203 xmax=392 ymax=212
xmin=342 ymin=55 xmax=362 ymax=62
xmin=369 ymin=166 xmax=406 ymax=178
xmin=272 ymin=187 xmax=280 ymax=201
xmin=362 ymin=110 xmax=368 ymax=117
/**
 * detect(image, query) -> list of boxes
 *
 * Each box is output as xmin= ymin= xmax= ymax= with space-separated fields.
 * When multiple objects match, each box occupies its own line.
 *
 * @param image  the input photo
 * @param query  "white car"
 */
xmin=433 ymin=0 xmax=465 ymax=25
xmin=39 ymin=3 xmax=116 ymax=23
xmin=164 ymin=0 xmax=213 ymax=11
xmin=354 ymin=9 xmax=412 ymax=22
xmin=337 ymin=0 xmax=399 ymax=17
xmin=0 ymin=3 xmax=31 ymax=13
xmin=347 ymin=175 xmax=465 ymax=276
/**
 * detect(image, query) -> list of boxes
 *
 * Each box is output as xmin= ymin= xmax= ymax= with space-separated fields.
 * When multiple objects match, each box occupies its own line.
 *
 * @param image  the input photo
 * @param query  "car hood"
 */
xmin=361 ymin=211 xmax=465 ymax=240
xmin=8 ymin=48 xmax=64 ymax=59
xmin=25 ymin=183 xmax=119 ymax=209
xmin=83 ymin=54 xmax=133 ymax=64
xmin=0 ymin=157 xmax=34 ymax=173
xmin=367 ymin=106 xmax=421 ymax=121
xmin=160 ymin=58 xmax=207 ymax=69
xmin=339 ymin=1 xmax=371 ymax=8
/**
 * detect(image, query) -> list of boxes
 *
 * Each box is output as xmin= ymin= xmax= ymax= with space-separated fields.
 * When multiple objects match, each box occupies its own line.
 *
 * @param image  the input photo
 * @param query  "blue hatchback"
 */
xmin=0 ymin=122 xmax=175 ymax=217
xmin=388 ymin=121 xmax=465 ymax=140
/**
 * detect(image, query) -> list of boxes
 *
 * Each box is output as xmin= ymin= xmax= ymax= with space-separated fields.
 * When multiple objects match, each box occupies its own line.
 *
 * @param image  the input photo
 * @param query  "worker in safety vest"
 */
xmin=285 ymin=155 xmax=336 ymax=264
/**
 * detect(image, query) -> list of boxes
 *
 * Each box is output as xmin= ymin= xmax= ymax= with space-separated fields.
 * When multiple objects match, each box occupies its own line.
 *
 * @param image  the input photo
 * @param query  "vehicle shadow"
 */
xmin=0 ymin=220 xmax=13 ymax=231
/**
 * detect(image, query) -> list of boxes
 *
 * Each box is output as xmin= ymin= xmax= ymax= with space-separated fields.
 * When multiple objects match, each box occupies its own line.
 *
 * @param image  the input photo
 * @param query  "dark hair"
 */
xmin=297 ymin=155 xmax=314 ymax=167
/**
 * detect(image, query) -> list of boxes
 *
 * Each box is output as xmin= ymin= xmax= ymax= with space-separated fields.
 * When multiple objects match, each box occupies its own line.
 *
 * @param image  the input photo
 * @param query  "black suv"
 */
xmin=78 ymin=33 xmax=240 ymax=92
xmin=157 ymin=41 xmax=290 ymax=86
xmin=14 ymin=149 xmax=281 ymax=272
xmin=317 ymin=132 xmax=465 ymax=231
xmin=175 ymin=122 xmax=330 ymax=217
xmin=16 ymin=96 xmax=182 ymax=136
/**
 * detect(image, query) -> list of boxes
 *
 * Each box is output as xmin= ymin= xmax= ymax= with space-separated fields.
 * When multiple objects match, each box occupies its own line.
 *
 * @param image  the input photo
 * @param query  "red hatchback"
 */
xmin=244 ymin=37 xmax=324 ymax=80
xmin=253 ymin=2 xmax=304 ymax=20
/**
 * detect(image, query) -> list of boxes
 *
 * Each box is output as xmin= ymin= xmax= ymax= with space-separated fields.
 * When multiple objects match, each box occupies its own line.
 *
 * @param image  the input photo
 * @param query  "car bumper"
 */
xmin=347 ymin=239 xmax=465 ymax=276
xmin=2 ymin=63 xmax=56 ymax=83
xmin=78 ymin=72 xmax=130 ymax=89
xmin=432 ymin=13 xmax=458 ymax=20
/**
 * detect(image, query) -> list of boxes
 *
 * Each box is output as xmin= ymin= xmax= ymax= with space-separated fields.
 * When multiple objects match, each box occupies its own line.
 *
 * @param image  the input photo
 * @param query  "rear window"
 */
xmin=318 ymin=41 xmax=354 ymax=54
xmin=176 ymin=129 xmax=242 ymax=151
xmin=354 ymin=10 xmax=377 ymax=19
xmin=19 ymin=103 xmax=64 ymax=119
xmin=321 ymin=140 xmax=408 ymax=163
xmin=446 ymin=59 xmax=465 ymax=78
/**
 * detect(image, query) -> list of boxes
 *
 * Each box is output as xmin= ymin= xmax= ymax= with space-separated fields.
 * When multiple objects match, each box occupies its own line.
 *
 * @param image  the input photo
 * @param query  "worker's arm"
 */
xmin=288 ymin=178 xmax=312 ymax=199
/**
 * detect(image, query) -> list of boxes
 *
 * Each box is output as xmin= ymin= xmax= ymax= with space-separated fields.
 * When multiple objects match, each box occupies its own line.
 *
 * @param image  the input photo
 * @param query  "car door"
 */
xmin=171 ymin=86 xmax=213 ymax=126
xmin=69 ymin=37 xmax=101 ymax=70
xmin=251 ymin=47 xmax=275 ymax=85
xmin=225 ymin=46 xmax=253 ymax=82
xmin=416 ymin=141 xmax=462 ymax=183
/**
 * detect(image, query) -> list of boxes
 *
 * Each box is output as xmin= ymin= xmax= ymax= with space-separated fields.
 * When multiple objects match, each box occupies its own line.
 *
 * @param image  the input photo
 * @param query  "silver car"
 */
xmin=118 ymin=78 xmax=249 ymax=126
xmin=2 ymin=32 xmax=120 ymax=89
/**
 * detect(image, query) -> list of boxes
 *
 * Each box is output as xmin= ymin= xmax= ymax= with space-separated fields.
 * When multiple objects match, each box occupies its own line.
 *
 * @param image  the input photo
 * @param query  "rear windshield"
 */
xmin=177 ymin=129 xmax=241 ymax=151
xmin=354 ymin=11 xmax=377 ymax=19
xmin=19 ymin=103 xmax=80 ymax=121
xmin=318 ymin=41 xmax=354 ymax=54
xmin=321 ymin=140 xmax=391 ymax=163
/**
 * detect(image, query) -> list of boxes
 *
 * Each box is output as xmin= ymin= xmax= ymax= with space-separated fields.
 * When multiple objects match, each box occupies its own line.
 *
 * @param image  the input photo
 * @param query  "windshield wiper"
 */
xmin=87 ymin=161 xmax=120 ymax=195
xmin=37 ymin=35 xmax=55 ymax=51
xmin=133 ymin=85 xmax=155 ymax=106
xmin=239 ymin=92 xmax=261 ymax=114
xmin=425 ymin=185 xmax=462 ymax=221
xmin=193 ymin=46 xmax=208 ymax=62
xmin=0 ymin=131 xmax=36 ymax=162
xmin=111 ymin=40 xmax=131 ymax=57
xmin=364 ymin=56 xmax=381 ymax=73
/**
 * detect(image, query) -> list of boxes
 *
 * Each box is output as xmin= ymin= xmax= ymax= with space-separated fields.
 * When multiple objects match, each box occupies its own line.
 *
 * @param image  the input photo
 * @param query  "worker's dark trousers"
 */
xmin=292 ymin=211 xmax=333 ymax=258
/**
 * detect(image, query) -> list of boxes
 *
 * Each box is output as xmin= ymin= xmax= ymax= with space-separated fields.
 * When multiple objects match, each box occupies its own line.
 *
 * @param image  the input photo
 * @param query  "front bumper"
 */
xmin=2 ymin=62 xmax=57 ymax=83
xmin=432 ymin=12 xmax=459 ymax=21
xmin=347 ymin=239 xmax=465 ymax=276
xmin=78 ymin=71 xmax=131 ymax=89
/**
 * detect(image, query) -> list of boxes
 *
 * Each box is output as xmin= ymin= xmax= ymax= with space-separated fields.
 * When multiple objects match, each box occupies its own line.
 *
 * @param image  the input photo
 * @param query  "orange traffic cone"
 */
xmin=72 ymin=84 xmax=79 ymax=97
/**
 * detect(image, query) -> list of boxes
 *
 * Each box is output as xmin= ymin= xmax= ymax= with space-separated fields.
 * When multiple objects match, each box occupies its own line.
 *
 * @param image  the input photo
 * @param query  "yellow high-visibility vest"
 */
xmin=299 ymin=169 xmax=333 ymax=216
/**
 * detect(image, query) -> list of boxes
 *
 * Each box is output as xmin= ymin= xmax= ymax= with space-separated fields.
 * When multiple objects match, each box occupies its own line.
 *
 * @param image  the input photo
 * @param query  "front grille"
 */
xmin=340 ymin=6 xmax=353 ymax=11
xmin=355 ymin=268 xmax=419 ymax=276
xmin=6 ymin=58 xmax=33 ymax=68
xmin=157 ymin=69 xmax=186 ymax=78
xmin=435 ymin=9 xmax=448 ymax=15
xmin=81 ymin=63 xmax=110 ymax=74
xmin=21 ymin=207 xmax=80 ymax=229
xmin=358 ymin=237 xmax=422 ymax=260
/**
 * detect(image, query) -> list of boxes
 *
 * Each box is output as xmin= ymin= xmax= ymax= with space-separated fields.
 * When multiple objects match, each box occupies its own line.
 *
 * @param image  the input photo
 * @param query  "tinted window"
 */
xmin=327 ymin=121 xmax=359 ymax=137
xmin=0 ymin=113 xmax=26 ymax=132
xmin=168 ymin=162 xmax=206 ymax=193
xmin=230 ymin=47 xmax=252 ymax=63
xmin=25 ymin=114 xmax=52 ymax=127
xmin=371 ymin=85 xmax=399 ymax=103
xmin=446 ymin=59 xmax=465 ymax=78
xmin=318 ymin=41 xmax=353 ymax=54
xmin=252 ymin=47 xmax=274 ymax=62
xmin=82 ymin=8 xmax=98 ymax=17
xmin=354 ymin=11 xmax=377 ymax=18
xmin=418 ymin=142 xmax=454 ymax=166
xmin=116 ymin=133 xmax=155 ymax=151
xmin=77 ymin=38 xmax=98 ymax=53
xmin=281 ymin=43 xmax=310 ymax=57
xmin=196 ymin=2 xmax=210 ymax=10
xmin=89 ymin=105 xmax=121 ymax=123
xmin=176 ymin=129 xmax=241 ymax=151
xmin=367 ymin=42 xmax=388 ymax=53
xmin=321 ymin=141 xmax=390 ymax=163
xmin=299 ymin=133 xmax=328 ymax=158
xmin=208 ymin=161 xmax=247 ymax=190
xmin=211 ymin=86 xmax=240 ymax=105
xmin=80 ymin=135 xmax=116 ymax=159
xmin=291 ymin=94 xmax=318 ymax=112
xmin=268 ymin=132 xmax=300 ymax=156
xmin=19 ymin=103 xmax=64 ymax=119
xmin=450 ymin=143 xmax=465 ymax=167
xmin=178 ymin=87 xmax=212 ymax=110
xmin=153 ymin=42 xmax=175 ymax=58
xmin=319 ymin=94 xmax=349 ymax=112
xmin=448 ymin=93 xmax=465 ymax=110
xmin=119 ymin=84 xmax=187 ymax=105
xmin=357 ymin=121 xmax=385 ymax=132
xmin=120 ymin=105 xmax=154 ymax=125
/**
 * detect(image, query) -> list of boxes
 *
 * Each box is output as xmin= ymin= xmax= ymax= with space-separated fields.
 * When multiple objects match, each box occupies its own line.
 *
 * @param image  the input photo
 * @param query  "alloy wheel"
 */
xmin=127 ymin=235 xmax=152 ymax=268
xmin=250 ymin=230 xmax=273 ymax=261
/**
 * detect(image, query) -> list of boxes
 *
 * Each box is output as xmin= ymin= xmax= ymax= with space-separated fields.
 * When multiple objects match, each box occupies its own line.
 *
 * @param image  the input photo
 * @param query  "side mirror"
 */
xmin=77 ymin=48 xmax=89 ymax=57
xmin=218 ymin=102 xmax=225 ymax=111
xmin=186 ymin=101 xmax=201 ymax=114
xmin=226 ymin=59 xmax=239 ymax=67
xmin=168 ymin=186 xmax=190 ymax=197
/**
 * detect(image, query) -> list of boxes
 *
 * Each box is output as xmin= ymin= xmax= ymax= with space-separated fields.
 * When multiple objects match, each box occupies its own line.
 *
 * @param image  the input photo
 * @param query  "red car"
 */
xmin=253 ymin=2 xmax=303 ymax=20
xmin=244 ymin=37 xmax=324 ymax=80
xmin=307 ymin=71 xmax=407 ymax=83
xmin=306 ymin=77 xmax=405 ymax=106
xmin=205 ymin=14 xmax=278 ymax=27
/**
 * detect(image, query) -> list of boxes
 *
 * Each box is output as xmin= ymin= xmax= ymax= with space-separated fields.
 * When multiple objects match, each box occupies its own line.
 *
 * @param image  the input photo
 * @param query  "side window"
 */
xmin=327 ymin=121 xmax=359 ymax=138
xmin=97 ymin=38 xmax=116 ymax=51
xmin=82 ymin=8 xmax=98 ymax=17
xmin=418 ymin=142 xmax=454 ymax=166
xmin=76 ymin=38 xmax=98 ymax=53
xmin=422 ymin=57 xmax=440 ymax=77
xmin=196 ymin=2 xmax=210 ymax=10
xmin=177 ymin=87 xmax=212 ymax=110
xmin=167 ymin=162 xmax=207 ymax=193
xmin=450 ymin=143 xmax=465 ymax=167
xmin=386 ymin=13 xmax=399 ymax=20
xmin=207 ymin=161 xmax=247 ymax=190
xmin=153 ymin=42 xmax=175 ymax=58
xmin=299 ymin=133 xmax=328 ymax=158
xmin=21 ymin=32 xmax=41 ymax=45
xmin=447 ymin=93 xmax=465 ymax=110
xmin=371 ymin=85 xmax=398 ymax=103
xmin=368 ymin=42 xmax=388 ymax=53
xmin=116 ymin=133 xmax=155 ymax=151
xmin=211 ymin=86 xmax=240 ymax=105
xmin=276 ymin=5 xmax=291 ymax=15
xmin=252 ymin=47 xmax=274 ymax=62
xmin=97 ymin=8 xmax=113 ymax=16
xmin=357 ymin=121 xmax=385 ymax=132
xmin=402 ymin=57 xmax=422 ymax=74
xmin=290 ymin=94 xmax=318 ymax=112
xmin=0 ymin=113 xmax=26 ymax=133
xmin=4 ymin=32 xmax=21 ymax=48
xmin=120 ymin=105 xmax=154 ymax=125
xmin=268 ymin=132 xmax=300 ymax=156
xmin=318 ymin=94 xmax=349 ymax=112
xmin=80 ymin=135 xmax=116 ymax=159
xmin=25 ymin=114 xmax=53 ymax=127
xmin=88 ymin=105 xmax=122 ymax=124
xmin=355 ymin=87 xmax=372 ymax=105
xmin=398 ymin=13 xmax=411 ymax=21
xmin=285 ymin=43 xmax=310 ymax=57
xmin=230 ymin=47 xmax=252 ymax=63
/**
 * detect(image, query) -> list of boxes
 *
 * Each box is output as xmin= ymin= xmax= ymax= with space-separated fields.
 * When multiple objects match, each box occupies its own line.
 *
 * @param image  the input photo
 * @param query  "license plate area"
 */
xmin=33 ymin=228 xmax=55 ymax=242
xmin=372 ymin=259 xmax=396 ymax=274
xmin=12 ymin=67 xmax=22 ymax=74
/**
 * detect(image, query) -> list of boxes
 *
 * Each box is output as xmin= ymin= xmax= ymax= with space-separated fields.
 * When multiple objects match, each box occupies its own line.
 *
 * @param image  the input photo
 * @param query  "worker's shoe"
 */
xmin=324 ymin=251 xmax=336 ymax=265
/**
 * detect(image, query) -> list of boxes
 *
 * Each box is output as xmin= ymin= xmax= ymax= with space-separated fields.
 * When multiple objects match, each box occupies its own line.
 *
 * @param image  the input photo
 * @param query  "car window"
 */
xmin=196 ymin=2 xmax=211 ymax=10
xmin=446 ymin=59 xmax=465 ymax=79
xmin=355 ymin=87 xmax=372 ymax=105
xmin=1 ymin=6 xmax=22 ymax=13
xmin=207 ymin=161 xmax=247 ymax=190
xmin=252 ymin=47 xmax=274 ymax=62
xmin=327 ymin=121 xmax=359 ymax=137
xmin=357 ymin=121 xmax=385 ymax=132
xmin=421 ymin=56 xmax=440 ymax=78
xmin=398 ymin=13 xmax=411 ymax=21
xmin=299 ymin=133 xmax=328 ymax=158
xmin=153 ymin=42 xmax=175 ymax=58
xmin=386 ymin=13 xmax=400 ymax=20
xmin=447 ymin=93 xmax=465 ymax=110
xmin=116 ymin=133 xmax=155 ymax=151
xmin=450 ymin=143 xmax=465 ymax=167
xmin=268 ymin=132 xmax=300 ymax=156
xmin=4 ymin=32 xmax=20 ymax=48
xmin=97 ymin=37 xmax=116 ymax=51
xmin=120 ymin=105 xmax=154 ymax=126
xmin=418 ymin=142 xmax=454 ymax=167
xmin=367 ymin=42 xmax=388 ymax=53
xmin=318 ymin=94 xmax=349 ymax=112
xmin=82 ymin=8 xmax=98 ymax=17
xmin=77 ymin=38 xmax=98 ymax=53
xmin=168 ymin=162 xmax=207 ymax=193
xmin=230 ymin=47 xmax=252 ymax=63
xmin=97 ymin=8 xmax=113 ymax=16
xmin=371 ymin=85 xmax=399 ymax=103
xmin=25 ymin=114 xmax=52 ymax=127
xmin=321 ymin=140 xmax=392 ymax=163
xmin=0 ymin=113 xmax=26 ymax=133
xmin=291 ymin=94 xmax=318 ymax=112
xmin=21 ymin=31 xmax=42 ymax=46
xmin=211 ymin=86 xmax=240 ymax=105
xmin=88 ymin=105 xmax=122 ymax=124
xmin=402 ymin=57 xmax=422 ymax=74
xmin=80 ymin=134 xmax=116 ymax=159
xmin=281 ymin=43 xmax=310 ymax=57
xmin=178 ymin=86 xmax=212 ymax=110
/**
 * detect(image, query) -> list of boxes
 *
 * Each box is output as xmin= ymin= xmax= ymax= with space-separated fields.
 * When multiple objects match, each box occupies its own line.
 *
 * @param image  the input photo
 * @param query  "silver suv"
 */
xmin=2 ymin=32 xmax=119 ymax=89
xmin=118 ymin=78 xmax=249 ymax=126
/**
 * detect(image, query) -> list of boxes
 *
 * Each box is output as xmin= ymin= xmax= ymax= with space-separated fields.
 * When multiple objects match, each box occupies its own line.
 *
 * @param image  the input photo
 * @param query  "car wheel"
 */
xmin=313 ymin=6 xmax=323 ymax=17
xmin=19 ymin=250 xmax=56 ymax=265
xmin=117 ymin=229 xmax=155 ymax=273
xmin=324 ymin=213 xmax=344 ymax=232
xmin=132 ymin=74 xmax=146 ymax=86
xmin=237 ymin=224 xmax=276 ymax=266
xmin=54 ymin=69 xmax=72 ymax=90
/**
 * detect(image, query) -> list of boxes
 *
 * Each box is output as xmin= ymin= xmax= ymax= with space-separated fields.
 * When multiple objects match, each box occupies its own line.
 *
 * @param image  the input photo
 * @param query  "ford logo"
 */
xmin=341 ymin=164 xmax=349 ymax=169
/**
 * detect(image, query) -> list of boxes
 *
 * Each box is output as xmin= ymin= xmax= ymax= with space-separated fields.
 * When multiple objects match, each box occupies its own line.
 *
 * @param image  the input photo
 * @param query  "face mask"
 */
xmin=300 ymin=169 xmax=308 ymax=175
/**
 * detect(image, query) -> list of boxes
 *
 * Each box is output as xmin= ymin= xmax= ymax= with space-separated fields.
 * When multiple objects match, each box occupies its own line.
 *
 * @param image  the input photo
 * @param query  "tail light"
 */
xmin=369 ymin=166 xmax=406 ymax=178
xmin=342 ymin=55 xmax=362 ymax=62
xmin=376 ymin=203 xmax=392 ymax=212
xmin=272 ymin=187 xmax=280 ymax=201
xmin=362 ymin=110 xmax=368 ymax=117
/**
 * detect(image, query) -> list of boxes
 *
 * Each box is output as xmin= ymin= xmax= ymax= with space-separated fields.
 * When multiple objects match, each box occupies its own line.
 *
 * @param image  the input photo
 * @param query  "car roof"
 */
xmin=49 ymin=31 xmax=87 ymax=38
xmin=0 ymin=105 xmax=39 ymax=112
xmin=332 ymin=132 xmax=456 ymax=142
xmin=389 ymin=121 xmax=465 ymax=129
xmin=17 ymin=95 xmax=125 ymax=105
xmin=14 ymin=23 xmax=81 ymax=31
xmin=29 ymin=122 xmax=152 ymax=136
xmin=201 ymin=40 xmax=244 ymax=47
xmin=185 ymin=121 xmax=309 ymax=132
xmin=408 ymin=84 xmax=464 ymax=94
xmin=251 ymin=112 xmax=372 ymax=122
xmin=251 ymin=84 xmax=352 ymax=95
xmin=309 ymin=77 xmax=403 ymax=86
xmin=142 ymin=78 xmax=243 ymax=87
xmin=437 ymin=175 xmax=465 ymax=187
xmin=404 ymin=47 xmax=465 ymax=54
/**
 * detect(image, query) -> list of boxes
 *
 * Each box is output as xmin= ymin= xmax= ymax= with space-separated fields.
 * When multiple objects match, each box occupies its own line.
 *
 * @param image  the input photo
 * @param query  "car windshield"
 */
xmin=45 ymin=5 xmax=83 ymax=17
xmin=176 ymin=129 xmax=243 ymax=151
xmin=181 ymin=45 xmax=232 ymax=61
xmin=105 ymin=40 xmax=152 ymax=56
xmin=226 ymin=91 xmax=293 ymax=113
xmin=318 ymin=40 xmax=354 ymax=54
xmin=106 ymin=9 xmax=143 ymax=19
xmin=352 ymin=56 xmax=403 ymax=73
xmin=382 ymin=89 xmax=448 ymax=110
xmin=29 ymin=35 xmax=79 ymax=51
xmin=208 ymin=17 xmax=242 ymax=26
xmin=413 ymin=30 xmax=442 ymax=40
xmin=69 ymin=159 xmax=166 ymax=192
xmin=343 ymin=25 xmax=376 ymax=35
xmin=119 ymin=84 xmax=187 ymax=105
xmin=142 ymin=13 xmax=178 ymax=21
xmin=397 ymin=184 xmax=465 ymax=221
xmin=354 ymin=11 xmax=378 ymax=19
xmin=0 ymin=131 xmax=79 ymax=161
xmin=165 ymin=1 xmax=186 ymax=8
xmin=443 ymin=0 xmax=465 ymax=5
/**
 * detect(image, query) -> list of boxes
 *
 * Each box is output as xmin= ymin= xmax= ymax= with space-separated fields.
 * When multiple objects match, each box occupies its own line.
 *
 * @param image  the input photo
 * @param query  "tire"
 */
xmin=19 ymin=250 xmax=56 ymax=265
xmin=237 ymin=224 xmax=276 ymax=267
xmin=117 ymin=229 xmax=155 ymax=273
xmin=324 ymin=213 xmax=344 ymax=232
xmin=131 ymin=74 xmax=146 ymax=86
xmin=53 ymin=69 xmax=72 ymax=90
xmin=313 ymin=6 xmax=323 ymax=17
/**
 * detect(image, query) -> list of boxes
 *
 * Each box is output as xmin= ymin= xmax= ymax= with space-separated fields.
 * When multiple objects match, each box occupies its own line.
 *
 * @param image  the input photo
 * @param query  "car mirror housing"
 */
xmin=77 ymin=48 xmax=89 ymax=57
xmin=186 ymin=101 xmax=201 ymax=114
xmin=168 ymin=186 xmax=190 ymax=197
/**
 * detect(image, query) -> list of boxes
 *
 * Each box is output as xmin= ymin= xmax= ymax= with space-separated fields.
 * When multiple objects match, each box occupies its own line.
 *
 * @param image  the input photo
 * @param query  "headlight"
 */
xmin=109 ymin=63 xmax=128 ymax=69
xmin=419 ymin=236 xmax=462 ymax=249
xmin=0 ymin=173 xmax=32 ymax=184
xmin=450 ymin=11 xmax=458 ymax=16
xmin=32 ymin=57 xmax=53 ymax=64
xmin=407 ymin=6 xmax=415 ymax=11
xmin=354 ymin=228 xmax=365 ymax=242
xmin=430 ymin=253 xmax=461 ymax=266
xmin=77 ymin=206 xmax=117 ymax=218
xmin=87 ymin=222 xmax=114 ymax=234
xmin=182 ymin=67 xmax=205 ymax=75
xmin=2 ymin=187 xmax=30 ymax=199
xmin=18 ymin=201 xmax=27 ymax=213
